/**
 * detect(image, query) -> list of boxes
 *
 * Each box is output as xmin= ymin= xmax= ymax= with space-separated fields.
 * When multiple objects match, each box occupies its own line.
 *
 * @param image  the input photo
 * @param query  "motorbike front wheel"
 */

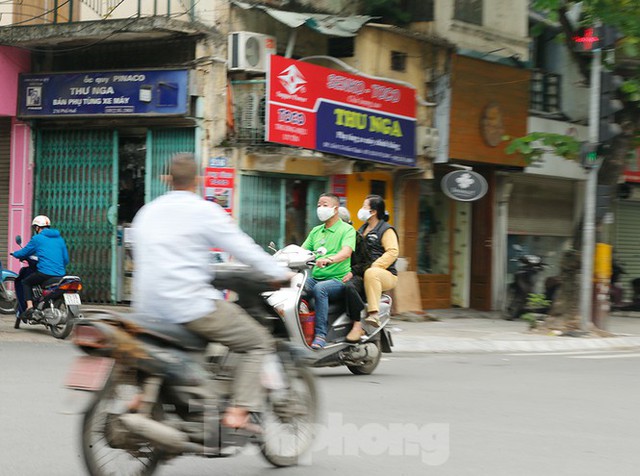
xmin=260 ymin=365 xmax=318 ymax=467
xmin=0 ymin=276 xmax=17 ymax=314
xmin=504 ymin=286 xmax=525 ymax=321
xmin=49 ymin=299 xmax=75 ymax=339
xmin=82 ymin=370 xmax=164 ymax=476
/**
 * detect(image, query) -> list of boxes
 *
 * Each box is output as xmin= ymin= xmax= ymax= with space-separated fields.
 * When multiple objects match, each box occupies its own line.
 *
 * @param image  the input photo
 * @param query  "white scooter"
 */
xmin=263 ymin=244 xmax=393 ymax=375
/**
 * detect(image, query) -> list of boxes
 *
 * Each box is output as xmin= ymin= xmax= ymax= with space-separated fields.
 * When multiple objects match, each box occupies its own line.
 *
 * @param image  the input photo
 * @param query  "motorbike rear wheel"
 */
xmin=82 ymin=370 xmax=164 ymax=476
xmin=347 ymin=341 xmax=382 ymax=375
xmin=49 ymin=299 xmax=74 ymax=339
xmin=0 ymin=276 xmax=17 ymax=314
xmin=260 ymin=365 xmax=318 ymax=467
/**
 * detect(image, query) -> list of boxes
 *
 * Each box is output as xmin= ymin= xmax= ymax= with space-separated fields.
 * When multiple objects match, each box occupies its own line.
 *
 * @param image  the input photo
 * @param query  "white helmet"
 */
xmin=32 ymin=215 xmax=51 ymax=227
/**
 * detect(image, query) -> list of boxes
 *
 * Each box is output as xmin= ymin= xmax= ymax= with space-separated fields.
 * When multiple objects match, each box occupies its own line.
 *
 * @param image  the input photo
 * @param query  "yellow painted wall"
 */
xmin=342 ymin=26 xmax=438 ymax=125
xmin=340 ymin=171 xmax=395 ymax=227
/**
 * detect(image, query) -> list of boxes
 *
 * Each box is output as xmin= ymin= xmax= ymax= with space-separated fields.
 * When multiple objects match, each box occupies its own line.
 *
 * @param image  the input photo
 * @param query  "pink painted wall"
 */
xmin=8 ymin=120 xmax=32 ymax=272
xmin=0 ymin=46 xmax=30 ymax=116
xmin=0 ymin=46 xmax=32 ymax=272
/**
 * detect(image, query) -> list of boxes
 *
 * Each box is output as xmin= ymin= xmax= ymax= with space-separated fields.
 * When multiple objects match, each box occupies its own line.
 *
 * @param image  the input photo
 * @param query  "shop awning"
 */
xmin=231 ymin=1 xmax=374 ymax=37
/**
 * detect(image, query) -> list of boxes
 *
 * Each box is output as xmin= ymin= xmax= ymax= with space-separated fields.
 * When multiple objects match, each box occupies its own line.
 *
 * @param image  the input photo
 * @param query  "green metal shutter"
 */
xmin=238 ymin=174 xmax=328 ymax=249
xmin=239 ymin=174 xmax=284 ymax=249
xmin=146 ymin=128 xmax=195 ymax=202
xmin=305 ymin=180 xmax=327 ymax=233
xmin=35 ymin=129 xmax=117 ymax=303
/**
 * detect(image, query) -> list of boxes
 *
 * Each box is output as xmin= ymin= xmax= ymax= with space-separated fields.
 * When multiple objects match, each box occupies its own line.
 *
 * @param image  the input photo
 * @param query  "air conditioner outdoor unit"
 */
xmin=228 ymin=32 xmax=277 ymax=73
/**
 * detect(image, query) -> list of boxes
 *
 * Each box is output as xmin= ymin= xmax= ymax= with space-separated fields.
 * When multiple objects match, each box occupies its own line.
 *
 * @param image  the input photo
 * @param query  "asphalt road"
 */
xmin=1 ymin=340 xmax=639 ymax=475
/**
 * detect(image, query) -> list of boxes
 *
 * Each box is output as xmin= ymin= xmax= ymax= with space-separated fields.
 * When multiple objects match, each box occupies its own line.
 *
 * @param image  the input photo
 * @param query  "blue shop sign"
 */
xmin=18 ymin=69 xmax=189 ymax=118
xmin=315 ymin=102 xmax=416 ymax=167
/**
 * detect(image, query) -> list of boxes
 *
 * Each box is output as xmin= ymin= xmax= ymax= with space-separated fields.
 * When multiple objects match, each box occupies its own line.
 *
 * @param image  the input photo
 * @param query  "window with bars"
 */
xmin=454 ymin=0 xmax=483 ymax=26
xmin=231 ymin=80 xmax=267 ymax=144
xmin=530 ymin=70 xmax=561 ymax=114
xmin=391 ymin=51 xmax=407 ymax=72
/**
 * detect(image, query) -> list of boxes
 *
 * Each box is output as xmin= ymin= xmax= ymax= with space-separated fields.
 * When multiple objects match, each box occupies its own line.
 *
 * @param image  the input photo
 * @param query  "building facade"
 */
xmin=0 ymin=0 xmax=452 ymax=302
xmin=0 ymin=2 xmax=225 ymax=301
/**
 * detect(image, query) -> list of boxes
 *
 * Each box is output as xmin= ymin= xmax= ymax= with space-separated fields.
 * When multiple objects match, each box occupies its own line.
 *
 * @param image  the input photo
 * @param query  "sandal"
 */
xmin=346 ymin=327 xmax=365 ymax=343
xmin=222 ymin=407 xmax=262 ymax=434
xmin=365 ymin=312 xmax=381 ymax=328
xmin=311 ymin=336 xmax=326 ymax=349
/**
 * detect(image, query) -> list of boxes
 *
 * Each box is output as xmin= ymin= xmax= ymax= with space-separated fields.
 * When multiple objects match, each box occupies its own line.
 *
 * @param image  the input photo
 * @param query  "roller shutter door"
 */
xmin=508 ymin=175 xmax=575 ymax=236
xmin=614 ymin=201 xmax=640 ymax=300
xmin=0 ymin=119 xmax=10 ymax=267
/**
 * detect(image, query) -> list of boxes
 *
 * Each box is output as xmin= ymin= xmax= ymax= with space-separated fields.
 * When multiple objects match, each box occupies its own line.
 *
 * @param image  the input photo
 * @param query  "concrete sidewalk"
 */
xmin=389 ymin=309 xmax=640 ymax=353
xmin=3 ymin=305 xmax=640 ymax=353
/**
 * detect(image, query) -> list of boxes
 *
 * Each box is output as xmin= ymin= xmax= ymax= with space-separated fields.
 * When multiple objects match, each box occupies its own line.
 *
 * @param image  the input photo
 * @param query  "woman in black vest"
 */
xmin=345 ymin=195 xmax=399 ymax=342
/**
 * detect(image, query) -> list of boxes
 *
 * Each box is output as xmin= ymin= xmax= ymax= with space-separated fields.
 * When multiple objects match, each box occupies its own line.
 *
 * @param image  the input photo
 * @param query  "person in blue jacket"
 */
xmin=12 ymin=215 xmax=69 ymax=320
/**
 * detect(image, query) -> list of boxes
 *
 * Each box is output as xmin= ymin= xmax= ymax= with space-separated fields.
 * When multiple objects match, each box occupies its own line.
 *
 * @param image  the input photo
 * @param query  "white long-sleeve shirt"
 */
xmin=131 ymin=191 xmax=287 ymax=323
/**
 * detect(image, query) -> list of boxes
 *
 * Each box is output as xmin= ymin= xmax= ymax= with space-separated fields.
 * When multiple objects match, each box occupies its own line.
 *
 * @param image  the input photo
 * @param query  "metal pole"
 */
xmin=579 ymin=40 xmax=602 ymax=331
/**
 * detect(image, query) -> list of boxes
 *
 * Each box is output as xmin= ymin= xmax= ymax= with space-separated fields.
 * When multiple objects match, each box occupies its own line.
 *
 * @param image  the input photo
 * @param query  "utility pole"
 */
xmin=579 ymin=30 xmax=601 ymax=332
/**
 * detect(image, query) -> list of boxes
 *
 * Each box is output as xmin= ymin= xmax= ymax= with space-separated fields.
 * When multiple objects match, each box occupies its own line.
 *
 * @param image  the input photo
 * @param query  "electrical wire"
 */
xmin=9 ymin=0 xmax=202 ymax=55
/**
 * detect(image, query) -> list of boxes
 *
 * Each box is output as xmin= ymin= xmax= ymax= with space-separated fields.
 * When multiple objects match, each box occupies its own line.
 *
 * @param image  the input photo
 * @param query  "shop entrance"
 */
xmin=117 ymin=134 xmax=146 ymax=225
xmin=35 ymin=127 xmax=195 ymax=303
xmin=470 ymin=169 xmax=495 ymax=311
xmin=239 ymin=173 xmax=327 ymax=249
xmin=35 ymin=129 xmax=117 ymax=303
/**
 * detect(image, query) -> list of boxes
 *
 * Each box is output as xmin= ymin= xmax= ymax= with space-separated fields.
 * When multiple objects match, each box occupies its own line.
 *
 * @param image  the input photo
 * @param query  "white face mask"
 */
xmin=357 ymin=207 xmax=373 ymax=222
xmin=317 ymin=206 xmax=336 ymax=222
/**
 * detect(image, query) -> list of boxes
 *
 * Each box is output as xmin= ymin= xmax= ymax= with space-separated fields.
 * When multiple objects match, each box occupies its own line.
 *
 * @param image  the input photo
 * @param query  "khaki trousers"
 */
xmin=364 ymin=267 xmax=398 ymax=313
xmin=183 ymin=300 xmax=273 ymax=411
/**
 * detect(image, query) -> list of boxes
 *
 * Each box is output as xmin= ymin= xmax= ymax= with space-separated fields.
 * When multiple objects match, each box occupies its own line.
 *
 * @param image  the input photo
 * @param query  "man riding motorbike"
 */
xmin=11 ymin=215 xmax=69 ymax=324
xmin=301 ymin=193 xmax=356 ymax=349
xmin=131 ymin=153 xmax=291 ymax=431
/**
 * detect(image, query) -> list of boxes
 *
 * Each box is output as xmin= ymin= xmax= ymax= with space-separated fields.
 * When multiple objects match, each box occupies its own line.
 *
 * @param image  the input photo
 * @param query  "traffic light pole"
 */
xmin=579 ymin=45 xmax=601 ymax=332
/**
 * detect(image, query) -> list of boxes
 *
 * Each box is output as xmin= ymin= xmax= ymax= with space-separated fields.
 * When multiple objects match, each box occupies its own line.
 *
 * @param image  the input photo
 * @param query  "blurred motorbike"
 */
xmin=65 ymin=264 xmax=318 ymax=475
xmin=12 ymin=235 xmax=83 ymax=339
xmin=0 ymin=259 xmax=18 ymax=315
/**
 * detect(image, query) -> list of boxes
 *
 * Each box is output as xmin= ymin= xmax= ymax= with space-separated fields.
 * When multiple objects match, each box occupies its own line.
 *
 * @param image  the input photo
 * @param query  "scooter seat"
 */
xmin=328 ymin=301 xmax=346 ymax=316
xmin=42 ymin=275 xmax=81 ymax=288
xmin=126 ymin=313 xmax=209 ymax=351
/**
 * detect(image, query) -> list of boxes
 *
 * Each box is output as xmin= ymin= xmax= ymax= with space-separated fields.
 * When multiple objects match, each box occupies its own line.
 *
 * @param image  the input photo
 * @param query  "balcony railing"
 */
xmin=5 ymin=0 xmax=197 ymax=26
xmin=230 ymin=80 xmax=267 ymax=145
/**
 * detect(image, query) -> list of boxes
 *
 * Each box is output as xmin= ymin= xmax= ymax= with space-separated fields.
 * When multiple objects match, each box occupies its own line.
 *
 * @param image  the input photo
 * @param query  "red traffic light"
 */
xmin=572 ymin=27 xmax=600 ymax=52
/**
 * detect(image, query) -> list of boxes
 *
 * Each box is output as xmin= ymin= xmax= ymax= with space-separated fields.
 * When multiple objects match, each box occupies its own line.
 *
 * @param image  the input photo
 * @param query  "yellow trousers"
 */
xmin=364 ymin=267 xmax=398 ymax=313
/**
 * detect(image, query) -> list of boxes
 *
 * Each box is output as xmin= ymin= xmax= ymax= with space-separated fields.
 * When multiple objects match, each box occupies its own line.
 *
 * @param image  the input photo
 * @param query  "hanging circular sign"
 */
xmin=441 ymin=170 xmax=488 ymax=202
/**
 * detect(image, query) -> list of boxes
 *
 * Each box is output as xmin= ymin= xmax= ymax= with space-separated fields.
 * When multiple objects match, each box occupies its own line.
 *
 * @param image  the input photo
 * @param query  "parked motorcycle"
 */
xmin=65 ymin=265 xmax=318 ymax=476
xmin=610 ymin=259 xmax=626 ymax=308
xmin=612 ymin=275 xmax=640 ymax=312
xmin=504 ymin=252 xmax=548 ymax=320
xmin=267 ymin=244 xmax=393 ymax=375
xmin=0 ymin=259 xmax=18 ymax=314
xmin=12 ymin=235 xmax=83 ymax=339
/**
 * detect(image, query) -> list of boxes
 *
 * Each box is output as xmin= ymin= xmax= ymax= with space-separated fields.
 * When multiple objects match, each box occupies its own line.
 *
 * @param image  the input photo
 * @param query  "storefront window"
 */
xmin=417 ymin=181 xmax=450 ymax=274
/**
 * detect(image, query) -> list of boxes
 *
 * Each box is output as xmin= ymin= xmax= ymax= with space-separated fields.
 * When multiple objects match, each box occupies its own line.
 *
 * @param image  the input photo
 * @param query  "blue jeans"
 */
xmin=305 ymin=277 xmax=345 ymax=339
